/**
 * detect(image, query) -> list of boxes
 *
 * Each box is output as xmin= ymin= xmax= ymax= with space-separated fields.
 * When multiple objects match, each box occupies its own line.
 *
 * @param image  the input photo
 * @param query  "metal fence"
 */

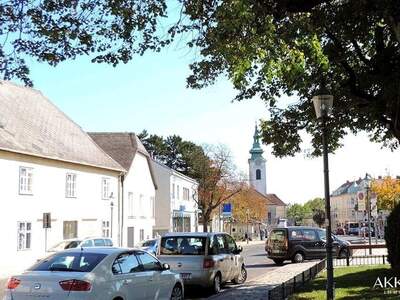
xmin=267 ymin=259 xmax=327 ymax=300
xmin=333 ymin=254 xmax=388 ymax=267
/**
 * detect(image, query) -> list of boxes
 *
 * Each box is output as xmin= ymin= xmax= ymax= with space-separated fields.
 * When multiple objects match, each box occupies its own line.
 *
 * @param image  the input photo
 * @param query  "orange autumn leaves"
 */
xmin=227 ymin=186 xmax=268 ymax=223
xmin=371 ymin=176 xmax=400 ymax=210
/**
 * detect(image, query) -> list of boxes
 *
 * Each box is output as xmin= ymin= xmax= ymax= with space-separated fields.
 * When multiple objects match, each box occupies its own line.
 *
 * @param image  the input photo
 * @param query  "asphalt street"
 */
xmin=185 ymin=242 xmax=277 ymax=299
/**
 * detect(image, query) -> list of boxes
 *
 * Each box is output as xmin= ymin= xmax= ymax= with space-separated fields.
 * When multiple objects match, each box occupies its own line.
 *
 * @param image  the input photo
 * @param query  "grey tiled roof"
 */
xmin=88 ymin=132 xmax=157 ymax=188
xmin=0 ymin=81 xmax=124 ymax=171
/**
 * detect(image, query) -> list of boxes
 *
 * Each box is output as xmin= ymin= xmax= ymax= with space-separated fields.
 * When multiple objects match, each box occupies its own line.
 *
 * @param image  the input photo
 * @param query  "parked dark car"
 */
xmin=265 ymin=226 xmax=351 ymax=265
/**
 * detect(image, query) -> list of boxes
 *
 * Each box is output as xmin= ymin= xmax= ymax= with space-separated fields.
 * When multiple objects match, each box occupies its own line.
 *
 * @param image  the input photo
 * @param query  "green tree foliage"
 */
xmin=385 ymin=203 xmax=400 ymax=272
xmin=3 ymin=1 xmax=400 ymax=153
xmin=287 ymin=203 xmax=307 ymax=225
xmin=138 ymin=131 xmax=241 ymax=231
xmin=312 ymin=209 xmax=326 ymax=228
xmin=304 ymin=198 xmax=325 ymax=213
xmin=0 ymin=0 xmax=169 ymax=86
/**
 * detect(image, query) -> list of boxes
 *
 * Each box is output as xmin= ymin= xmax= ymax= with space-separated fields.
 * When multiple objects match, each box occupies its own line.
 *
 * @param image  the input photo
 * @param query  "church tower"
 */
xmin=248 ymin=123 xmax=267 ymax=195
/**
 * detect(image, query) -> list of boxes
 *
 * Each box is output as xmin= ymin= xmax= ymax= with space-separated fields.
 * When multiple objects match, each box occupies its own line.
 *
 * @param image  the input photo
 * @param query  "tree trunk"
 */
xmin=202 ymin=213 xmax=210 ymax=232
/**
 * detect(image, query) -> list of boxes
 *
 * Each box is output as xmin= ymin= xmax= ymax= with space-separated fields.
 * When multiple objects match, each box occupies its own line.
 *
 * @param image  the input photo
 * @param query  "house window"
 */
xmin=17 ymin=222 xmax=31 ymax=250
xmin=102 ymin=178 xmax=110 ymax=199
xmin=19 ymin=167 xmax=33 ymax=195
xmin=65 ymin=173 xmax=77 ymax=198
xmin=183 ymin=188 xmax=190 ymax=201
xmin=172 ymin=183 xmax=175 ymax=199
xmin=139 ymin=194 xmax=144 ymax=217
xmin=63 ymin=221 xmax=78 ymax=239
xmin=177 ymin=185 xmax=180 ymax=200
xmin=102 ymin=220 xmax=110 ymax=237
xmin=150 ymin=196 xmax=155 ymax=218
xmin=140 ymin=229 xmax=144 ymax=241
xmin=256 ymin=169 xmax=261 ymax=180
xmin=128 ymin=192 xmax=134 ymax=217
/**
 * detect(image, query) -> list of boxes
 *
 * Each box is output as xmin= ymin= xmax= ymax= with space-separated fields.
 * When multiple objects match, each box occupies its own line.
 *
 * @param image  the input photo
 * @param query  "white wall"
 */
xmin=122 ymin=152 xmax=155 ymax=247
xmin=0 ymin=151 xmax=119 ymax=277
xmin=170 ymin=171 xmax=198 ymax=232
xmin=153 ymin=162 xmax=199 ymax=234
xmin=249 ymin=158 xmax=267 ymax=195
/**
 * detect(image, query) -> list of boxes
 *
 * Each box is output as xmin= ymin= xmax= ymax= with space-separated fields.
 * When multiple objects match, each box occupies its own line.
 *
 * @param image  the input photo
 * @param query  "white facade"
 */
xmin=152 ymin=161 xmax=198 ymax=235
xmin=122 ymin=152 xmax=156 ymax=247
xmin=248 ymin=124 xmax=267 ymax=195
xmin=249 ymin=157 xmax=267 ymax=195
xmin=0 ymin=150 xmax=120 ymax=277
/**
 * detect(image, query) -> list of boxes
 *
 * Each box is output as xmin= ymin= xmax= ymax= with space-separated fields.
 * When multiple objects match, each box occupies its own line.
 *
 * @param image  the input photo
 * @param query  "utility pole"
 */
xmin=366 ymin=183 xmax=372 ymax=255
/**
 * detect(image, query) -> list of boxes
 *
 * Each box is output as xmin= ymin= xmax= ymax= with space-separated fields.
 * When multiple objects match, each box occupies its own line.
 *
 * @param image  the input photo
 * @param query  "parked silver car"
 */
xmin=5 ymin=247 xmax=184 ymax=300
xmin=157 ymin=232 xmax=247 ymax=294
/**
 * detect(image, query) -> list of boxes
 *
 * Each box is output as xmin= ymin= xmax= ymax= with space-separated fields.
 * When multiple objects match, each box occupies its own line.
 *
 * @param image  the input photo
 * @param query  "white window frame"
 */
xmin=177 ymin=185 xmax=180 ymax=200
xmin=140 ymin=229 xmax=144 ymax=241
xmin=172 ymin=183 xmax=175 ymax=199
xmin=19 ymin=167 xmax=33 ymax=195
xmin=17 ymin=221 xmax=32 ymax=251
xmin=128 ymin=192 xmax=134 ymax=217
xmin=102 ymin=177 xmax=110 ymax=200
xmin=65 ymin=173 xmax=77 ymax=198
xmin=150 ymin=196 xmax=155 ymax=218
xmin=102 ymin=220 xmax=110 ymax=237
xmin=183 ymin=187 xmax=190 ymax=201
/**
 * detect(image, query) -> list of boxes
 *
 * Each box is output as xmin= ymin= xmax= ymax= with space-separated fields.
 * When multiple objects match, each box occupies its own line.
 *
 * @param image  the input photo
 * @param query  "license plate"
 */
xmin=180 ymin=273 xmax=192 ymax=280
xmin=272 ymin=250 xmax=281 ymax=254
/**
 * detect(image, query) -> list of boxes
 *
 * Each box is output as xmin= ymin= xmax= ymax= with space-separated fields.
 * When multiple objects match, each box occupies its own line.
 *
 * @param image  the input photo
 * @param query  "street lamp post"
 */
xmin=312 ymin=91 xmax=335 ymax=300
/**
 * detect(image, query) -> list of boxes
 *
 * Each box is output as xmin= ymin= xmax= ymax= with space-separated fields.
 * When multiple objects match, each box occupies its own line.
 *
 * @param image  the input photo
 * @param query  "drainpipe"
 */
xmin=118 ymin=173 xmax=125 ymax=247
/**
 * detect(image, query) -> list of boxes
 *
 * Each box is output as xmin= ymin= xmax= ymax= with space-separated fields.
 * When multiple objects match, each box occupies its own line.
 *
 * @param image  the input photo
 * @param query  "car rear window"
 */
xmin=30 ymin=252 xmax=107 ymax=272
xmin=270 ymin=230 xmax=286 ymax=242
xmin=160 ymin=237 xmax=206 ymax=255
xmin=142 ymin=240 xmax=156 ymax=247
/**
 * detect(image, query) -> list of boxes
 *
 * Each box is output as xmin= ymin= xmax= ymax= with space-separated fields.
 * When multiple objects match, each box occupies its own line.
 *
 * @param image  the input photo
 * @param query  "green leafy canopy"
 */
xmin=1 ymin=0 xmax=400 ymax=156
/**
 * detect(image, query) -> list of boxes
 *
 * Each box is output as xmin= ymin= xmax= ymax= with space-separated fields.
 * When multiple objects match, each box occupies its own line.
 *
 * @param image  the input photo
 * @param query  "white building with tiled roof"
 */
xmin=0 ymin=81 xmax=125 ymax=276
xmin=89 ymin=132 xmax=157 ymax=247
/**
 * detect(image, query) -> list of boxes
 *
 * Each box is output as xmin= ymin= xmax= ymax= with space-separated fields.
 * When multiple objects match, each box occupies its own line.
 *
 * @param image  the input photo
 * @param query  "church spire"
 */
xmin=249 ymin=122 xmax=264 ymax=159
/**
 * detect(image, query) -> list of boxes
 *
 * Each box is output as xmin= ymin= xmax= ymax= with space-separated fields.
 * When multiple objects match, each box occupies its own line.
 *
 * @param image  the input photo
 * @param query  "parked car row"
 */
xmin=4 ymin=232 xmax=247 ymax=300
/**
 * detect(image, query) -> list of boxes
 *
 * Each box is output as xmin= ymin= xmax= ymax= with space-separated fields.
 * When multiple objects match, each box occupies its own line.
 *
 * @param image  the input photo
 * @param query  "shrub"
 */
xmin=385 ymin=203 xmax=400 ymax=272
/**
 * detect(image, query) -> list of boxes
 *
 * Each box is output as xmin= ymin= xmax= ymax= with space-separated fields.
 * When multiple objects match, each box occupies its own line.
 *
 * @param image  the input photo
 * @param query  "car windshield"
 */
xmin=48 ymin=240 xmax=81 ymax=252
xmin=160 ymin=237 xmax=206 ymax=255
xmin=30 ymin=252 xmax=107 ymax=272
xmin=142 ymin=240 xmax=156 ymax=247
xmin=270 ymin=230 xmax=286 ymax=242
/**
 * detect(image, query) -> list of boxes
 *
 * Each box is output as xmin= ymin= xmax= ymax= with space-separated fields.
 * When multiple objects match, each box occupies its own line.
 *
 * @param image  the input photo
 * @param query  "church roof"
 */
xmin=249 ymin=123 xmax=264 ymax=159
xmin=0 ymin=81 xmax=124 ymax=171
xmin=265 ymin=193 xmax=287 ymax=206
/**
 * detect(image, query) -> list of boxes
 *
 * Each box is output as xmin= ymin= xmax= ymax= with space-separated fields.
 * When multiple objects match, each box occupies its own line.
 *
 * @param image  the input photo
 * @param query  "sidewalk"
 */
xmin=210 ymin=261 xmax=321 ymax=300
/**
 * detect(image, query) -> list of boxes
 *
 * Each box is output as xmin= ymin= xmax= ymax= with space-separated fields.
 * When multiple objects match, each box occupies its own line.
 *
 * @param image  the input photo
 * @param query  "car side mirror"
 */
xmin=162 ymin=263 xmax=170 ymax=270
xmin=235 ymin=246 xmax=243 ymax=254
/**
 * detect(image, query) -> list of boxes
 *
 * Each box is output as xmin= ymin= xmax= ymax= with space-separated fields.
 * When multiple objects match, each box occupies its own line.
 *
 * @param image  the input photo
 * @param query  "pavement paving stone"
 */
xmin=210 ymin=261 xmax=321 ymax=300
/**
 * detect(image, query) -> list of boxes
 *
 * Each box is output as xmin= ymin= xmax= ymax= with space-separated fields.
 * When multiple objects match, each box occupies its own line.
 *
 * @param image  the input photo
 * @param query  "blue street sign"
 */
xmin=222 ymin=203 xmax=232 ymax=217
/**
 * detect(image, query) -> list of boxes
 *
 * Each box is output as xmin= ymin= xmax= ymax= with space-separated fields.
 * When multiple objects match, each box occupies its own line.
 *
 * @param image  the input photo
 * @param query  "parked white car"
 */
xmin=4 ymin=247 xmax=184 ymax=300
xmin=47 ymin=237 xmax=114 ymax=252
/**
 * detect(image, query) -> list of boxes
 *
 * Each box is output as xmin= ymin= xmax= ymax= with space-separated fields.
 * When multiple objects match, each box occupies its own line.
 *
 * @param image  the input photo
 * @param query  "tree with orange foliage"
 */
xmin=192 ymin=145 xmax=243 ymax=232
xmin=371 ymin=176 xmax=400 ymax=210
xmin=229 ymin=186 xmax=268 ymax=224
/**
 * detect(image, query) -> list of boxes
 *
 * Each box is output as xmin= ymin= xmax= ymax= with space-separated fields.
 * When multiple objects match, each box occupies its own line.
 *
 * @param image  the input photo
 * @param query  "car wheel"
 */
xmin=273 ymin=259 xmax=284 ymax=265
xmin=233 ymin=265 xmax=247 ymax=284
xmin=211 ymin=273 xmax=222 ymax=294
xmin=170 ymin=284 xmax=183 ymax=300
xmin=292 ymin=252 xmax=305 ymax=263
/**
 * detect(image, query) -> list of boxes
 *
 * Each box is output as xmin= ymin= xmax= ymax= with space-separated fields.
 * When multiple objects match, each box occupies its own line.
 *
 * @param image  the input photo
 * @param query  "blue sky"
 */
xmin=25 ymin=40 xmax=400 ymax=204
